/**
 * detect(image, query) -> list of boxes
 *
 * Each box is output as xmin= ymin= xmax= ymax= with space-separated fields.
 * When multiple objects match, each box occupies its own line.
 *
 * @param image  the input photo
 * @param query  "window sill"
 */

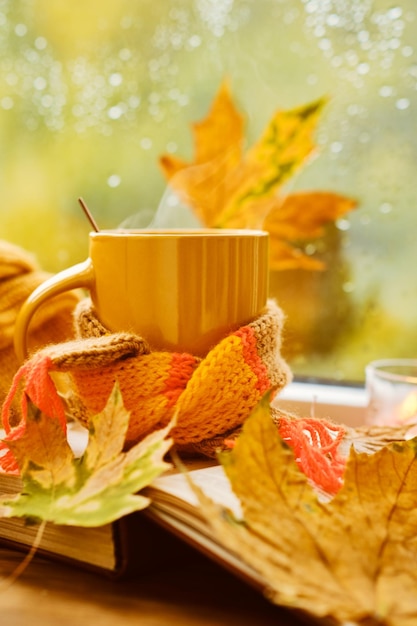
xmin=275 ymin=380 xmax=367 ymax=428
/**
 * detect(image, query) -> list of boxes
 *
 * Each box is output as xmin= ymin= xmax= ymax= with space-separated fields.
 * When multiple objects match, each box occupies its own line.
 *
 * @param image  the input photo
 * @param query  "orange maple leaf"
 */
xmin=160 ymin=81 xmax=245 ymax=228
xmin=159 ymin=81 xmax=357 ymax=270
xmin=265 ymin=191 xmax=357 ymax=270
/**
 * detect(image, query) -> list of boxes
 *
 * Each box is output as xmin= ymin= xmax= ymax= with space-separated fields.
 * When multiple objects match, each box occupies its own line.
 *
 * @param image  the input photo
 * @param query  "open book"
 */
xmin=144 ymin=461 xmax=266 ymax=590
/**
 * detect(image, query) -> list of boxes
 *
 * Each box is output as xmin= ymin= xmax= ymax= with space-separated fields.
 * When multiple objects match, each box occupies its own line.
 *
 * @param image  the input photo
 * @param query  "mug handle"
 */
xmin=14 ymin=259 xmax=94 ymax=362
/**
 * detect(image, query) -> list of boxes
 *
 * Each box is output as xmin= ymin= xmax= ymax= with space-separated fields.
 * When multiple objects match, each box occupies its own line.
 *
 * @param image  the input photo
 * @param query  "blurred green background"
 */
xmin=1 ymin=0 xmax=417 ymax=381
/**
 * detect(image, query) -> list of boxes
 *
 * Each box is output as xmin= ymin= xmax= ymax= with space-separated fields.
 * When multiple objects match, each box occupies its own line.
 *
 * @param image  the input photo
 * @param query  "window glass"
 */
xmin=1 ymin=0 xmax=416 ymax=382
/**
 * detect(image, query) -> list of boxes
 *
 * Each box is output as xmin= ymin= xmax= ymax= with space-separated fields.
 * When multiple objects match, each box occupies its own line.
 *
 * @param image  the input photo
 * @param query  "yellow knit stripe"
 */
xmin=172 ymin=335 xmax=261 ymax=444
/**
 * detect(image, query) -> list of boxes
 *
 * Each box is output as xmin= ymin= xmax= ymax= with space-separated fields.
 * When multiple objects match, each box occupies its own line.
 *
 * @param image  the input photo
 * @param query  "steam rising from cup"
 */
xmin=119 ymin=186 xmax=202 ymax=230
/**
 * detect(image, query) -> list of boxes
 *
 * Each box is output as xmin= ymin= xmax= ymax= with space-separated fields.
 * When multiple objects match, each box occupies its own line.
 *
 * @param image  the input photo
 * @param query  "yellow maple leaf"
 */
xmin=195 ymin=399 xmax=417 ymax=625
xmin=159 ymin=81 xmax=357 ymax=270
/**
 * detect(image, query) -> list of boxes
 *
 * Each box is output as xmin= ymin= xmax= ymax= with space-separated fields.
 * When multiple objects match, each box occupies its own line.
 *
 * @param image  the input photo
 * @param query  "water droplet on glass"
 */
xmin=41 ymin=94 xmax=53 ymax=108
xmin=326 ymin=13 xmax=340 ymax=27
xmin=331 ymin=141 xmax=343 ymax=154
xmin=360 ymin=214 xmax=371 ymax=225
xmin=26 ymin=49 xmax=39 ymax=64
xmin=140 ymin=137 xmax=152 ymax=150
xmin=6 ymin=73 xmax=18 ymax=86
xmin=379 ymin=202 xmax=393 ymax=214
xmin=188 ymin=34 xmax=202 ymax=48
xmin=357 ymin=30 xmax=370 ymax=43
xmin=346 ymin=50 xmax=359 ymax=66
xmin=389 ymin=37 xmax=401 ymax=50
xmin=15 ymin=23 xmax=27 ymax=37
xmin=318 ymin=38 xmax=332 ymax=51
xmin=387 ymin=7 xmax=403 ymax=20
xmin=109 ymin=72 xmax=123 ymax=87
xmin=314 ymin=25 xmax=326 ymax=37
xmin=347 ymin=103 xmax=360 ymax=116
xmin=408 ymin=64 xmax=417 ymax=78
xmin=107 ymin=105 xmax=124 ymax=120
xmin=336 ymin=219 xmax=351 ymax=231
xmin=128 ymin=95 xmax=141 ymax=108
xmin=342 ymin=281 xmax=355 ymax=293
xmin=107 ymin=174 xmax=121 ymax=188
xmin=357 ymin=62 xmax=370 ymax=75
xmin=396 ymin=97 xmax=410 ymax=110
xmin=34 ymin=36 xmax=47 ymax=50
xmin=379 ymin=85 xmax=394 ymax=97
xmin=33 ymin=76 xmax=47 ymax=90
xmin=305 ymin=243 xmax=317 ymax=256
xmin=119 ymin=48 xmax=131 ymax=61
xmin=1 ymin=96 xmax=14 ymax=110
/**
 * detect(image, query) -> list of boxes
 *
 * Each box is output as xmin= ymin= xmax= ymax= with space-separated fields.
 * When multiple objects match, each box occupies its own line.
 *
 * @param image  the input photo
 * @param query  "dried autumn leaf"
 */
xmin=0 ymin=384 xmax=172 ymax=526
xmin=195 ymin=397 xmax=417 ymax=625
xmin=215 ymin=99 xmax=327 ymax=230
xmin=267 ymin=238 xmax=326 ymax=271
xmin=160 ymin=81 xmax=245 ymax=228
xmin=265 ymin=191 xmax=356 ymax=240
xmin=159 ymin=81 xmax=356 ymax=269
xmin=265 ymin=191 xmax=357 ymax=270
xmin=160 ymin=82 xmax=324 ymax=230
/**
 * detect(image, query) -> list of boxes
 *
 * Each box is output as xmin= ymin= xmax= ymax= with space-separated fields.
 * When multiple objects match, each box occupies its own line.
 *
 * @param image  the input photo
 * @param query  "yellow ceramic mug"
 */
xmin=14 ymin=229 xmax=269 ymax=360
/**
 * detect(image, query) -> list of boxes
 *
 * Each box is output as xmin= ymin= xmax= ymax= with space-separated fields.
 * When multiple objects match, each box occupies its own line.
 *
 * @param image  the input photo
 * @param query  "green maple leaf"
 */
xmin=0 ymin=384 xmax=173 ymax=526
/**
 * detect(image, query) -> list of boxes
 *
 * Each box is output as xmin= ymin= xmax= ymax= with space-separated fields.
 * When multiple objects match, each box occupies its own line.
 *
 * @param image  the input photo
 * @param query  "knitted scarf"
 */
xmin=1 ymin=292 xmax=348 ymax=495
xmin=1 ymin=299 xmax=292 ymax=472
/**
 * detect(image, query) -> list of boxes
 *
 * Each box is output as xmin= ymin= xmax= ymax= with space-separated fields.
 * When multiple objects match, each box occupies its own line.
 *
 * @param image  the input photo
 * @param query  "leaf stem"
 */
xmin=0 ymin=519 xmax=47 ymax=591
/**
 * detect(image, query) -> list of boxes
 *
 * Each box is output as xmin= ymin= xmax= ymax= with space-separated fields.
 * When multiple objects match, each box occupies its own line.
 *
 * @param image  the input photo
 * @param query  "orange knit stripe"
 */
xmin=163 ymin=352 xmax=199 ymax=408
xmin=233 ymin=326 xmax=271 ymax=394
xmin=73 ymin=353 xmax=172 ymax=408
xmin=72 ymin=352 xmax=175 ymax=444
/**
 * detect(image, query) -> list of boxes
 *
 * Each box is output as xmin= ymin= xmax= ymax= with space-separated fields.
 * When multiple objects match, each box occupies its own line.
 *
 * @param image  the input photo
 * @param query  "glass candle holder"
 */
xmin=365 ymin=359 xmax=417 ymax=426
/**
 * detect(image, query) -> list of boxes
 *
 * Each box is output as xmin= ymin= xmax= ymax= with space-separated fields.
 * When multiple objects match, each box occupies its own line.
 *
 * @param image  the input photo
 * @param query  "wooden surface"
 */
xmin=0 ymin=544 xmax=317 ymax=626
